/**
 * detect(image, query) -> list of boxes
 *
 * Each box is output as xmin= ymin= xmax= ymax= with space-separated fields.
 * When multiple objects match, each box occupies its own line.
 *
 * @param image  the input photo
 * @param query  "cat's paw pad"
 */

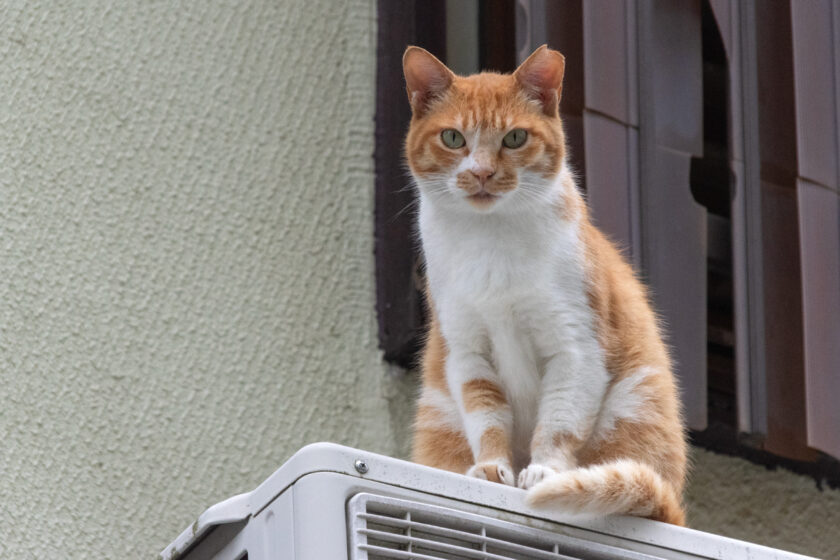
xmin=517 ymin=463 xmax=560 ymax=490
xmin=466 ymin=461 xmax=515 ymax=486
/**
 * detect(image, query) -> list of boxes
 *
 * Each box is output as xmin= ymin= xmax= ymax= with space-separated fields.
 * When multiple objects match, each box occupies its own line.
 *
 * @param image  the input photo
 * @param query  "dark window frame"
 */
xmin=373 ymin=1 xmax=447 ymax=368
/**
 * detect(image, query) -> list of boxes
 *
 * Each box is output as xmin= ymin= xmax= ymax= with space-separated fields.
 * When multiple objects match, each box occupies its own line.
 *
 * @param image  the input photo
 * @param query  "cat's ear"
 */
xmin=403 ymin=46 xmax=454 ymax=117
xmin=513 ymin=45 xmax=565 ymax=117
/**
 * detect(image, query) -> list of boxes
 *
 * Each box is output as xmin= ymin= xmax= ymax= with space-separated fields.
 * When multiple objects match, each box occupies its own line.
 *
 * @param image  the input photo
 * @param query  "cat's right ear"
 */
xmin=403 ymin=46 xmax=454 ymax=117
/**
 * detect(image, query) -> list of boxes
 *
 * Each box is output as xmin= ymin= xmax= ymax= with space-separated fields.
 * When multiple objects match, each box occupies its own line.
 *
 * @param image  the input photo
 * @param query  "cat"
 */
xmin=403 ymin=45 xmax=688 ymax=526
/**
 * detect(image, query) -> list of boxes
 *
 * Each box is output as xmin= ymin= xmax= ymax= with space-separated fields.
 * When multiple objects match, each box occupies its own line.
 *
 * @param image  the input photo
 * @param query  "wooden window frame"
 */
xmin=374 ymin=1 xmax=446 ymax=368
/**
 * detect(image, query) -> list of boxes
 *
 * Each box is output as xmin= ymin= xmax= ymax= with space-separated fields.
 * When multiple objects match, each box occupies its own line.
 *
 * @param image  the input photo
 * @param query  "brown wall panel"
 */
xmin=643 ymin=146 xmax=708 ymax=430
xmin=760 ymin=181 xmax=816 ymax=461
xmin=797 ymin=180 xmax=840 ymax=460
xmin=581 ymin=0 xmax=640 ymax=262
xmin=755 ymin=1 xmax=797 ymax=185
xmin=791 ymin=0 xmax=840 ymax=193
xmin=637 ymin=0 xmax=707 ymax=429
xmin=583 ymin=0 xmax=638 ymax=125
xmin=791 ymin=0 xmax=840 ymax=461
xmin=584 ymin=113 xmax=638 ymax=256
xmin=753 ymin=0 xmax=817 ymax=460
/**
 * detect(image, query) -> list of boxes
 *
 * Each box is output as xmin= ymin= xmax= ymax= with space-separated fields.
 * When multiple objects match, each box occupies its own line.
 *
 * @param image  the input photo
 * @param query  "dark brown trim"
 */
xmin=544 ymin=0 xmax=585 ymax=191
xmin=374 ymin=1 xmax=446 ymax=368
xmin=479 ymin=0 xmax=516 ymax=73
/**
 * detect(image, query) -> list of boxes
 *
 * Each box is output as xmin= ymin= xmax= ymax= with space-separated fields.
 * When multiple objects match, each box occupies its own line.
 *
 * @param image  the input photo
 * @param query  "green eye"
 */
xmin=503 ymin=129 xmax=528 ymax=149
xmin=441 ymin=129 xmax=466 ymax=149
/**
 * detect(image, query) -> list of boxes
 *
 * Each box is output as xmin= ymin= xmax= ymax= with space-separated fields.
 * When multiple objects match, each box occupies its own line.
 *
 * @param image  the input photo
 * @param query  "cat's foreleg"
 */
xmin=518 ymin=353 xmax=609 ymax=489
xmin=446 ymin=350 xmax=516 ymax=486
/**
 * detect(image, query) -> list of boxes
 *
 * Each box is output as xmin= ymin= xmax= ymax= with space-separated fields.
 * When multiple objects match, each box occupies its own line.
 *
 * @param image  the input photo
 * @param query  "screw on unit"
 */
xmin=354 ymin=459 xmax=369 ymax=474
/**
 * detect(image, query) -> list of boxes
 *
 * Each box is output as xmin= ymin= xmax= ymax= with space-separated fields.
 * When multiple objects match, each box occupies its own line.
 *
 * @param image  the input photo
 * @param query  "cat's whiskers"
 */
xmin=389 ymin=198 xmax=420 ymax=223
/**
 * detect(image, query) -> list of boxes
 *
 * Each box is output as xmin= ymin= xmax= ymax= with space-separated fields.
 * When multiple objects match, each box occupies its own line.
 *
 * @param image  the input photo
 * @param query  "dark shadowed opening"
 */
xmin=689 ymin=0 xmax=736 ymax=430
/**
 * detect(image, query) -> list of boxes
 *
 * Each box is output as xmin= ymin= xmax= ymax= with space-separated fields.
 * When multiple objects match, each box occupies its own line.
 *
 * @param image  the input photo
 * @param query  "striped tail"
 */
xmin=526 ymin=460 xmax=686 ymax=526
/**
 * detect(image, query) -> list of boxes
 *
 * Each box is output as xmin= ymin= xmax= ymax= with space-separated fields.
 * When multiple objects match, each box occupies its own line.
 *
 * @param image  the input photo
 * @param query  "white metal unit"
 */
xmin=161 ymin=443 xmax=816 ymax=560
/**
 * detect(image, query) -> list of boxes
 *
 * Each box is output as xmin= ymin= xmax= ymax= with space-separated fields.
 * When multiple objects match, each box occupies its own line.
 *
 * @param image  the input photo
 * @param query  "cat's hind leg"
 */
xmin=412 ymin=421 xmax=474 ymax=474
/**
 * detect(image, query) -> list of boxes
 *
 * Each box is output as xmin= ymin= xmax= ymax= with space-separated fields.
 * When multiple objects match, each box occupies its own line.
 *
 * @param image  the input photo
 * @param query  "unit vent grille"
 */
xmin=347 ymin=493 xmax=668 ymax=560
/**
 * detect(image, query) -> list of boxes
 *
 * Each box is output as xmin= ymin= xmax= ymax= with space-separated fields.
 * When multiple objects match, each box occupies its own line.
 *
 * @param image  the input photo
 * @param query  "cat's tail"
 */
xmin=526 ymin=460 xmax=685 ymax=526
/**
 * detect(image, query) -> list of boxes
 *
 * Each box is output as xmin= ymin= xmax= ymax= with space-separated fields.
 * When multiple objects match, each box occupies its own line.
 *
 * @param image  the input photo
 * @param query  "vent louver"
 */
xmin=347 ymin=494 xmax=675 ymax=560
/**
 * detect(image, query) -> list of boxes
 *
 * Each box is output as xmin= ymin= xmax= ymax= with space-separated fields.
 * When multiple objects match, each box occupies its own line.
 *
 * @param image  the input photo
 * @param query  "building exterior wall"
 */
xmin=0 ymin=1 xmax=414 ymax=557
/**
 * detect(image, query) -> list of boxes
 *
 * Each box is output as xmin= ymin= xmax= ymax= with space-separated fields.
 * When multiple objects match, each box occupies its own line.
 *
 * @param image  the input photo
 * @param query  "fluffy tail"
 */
xmin=526 ymin=460 xmax=685 ymax=526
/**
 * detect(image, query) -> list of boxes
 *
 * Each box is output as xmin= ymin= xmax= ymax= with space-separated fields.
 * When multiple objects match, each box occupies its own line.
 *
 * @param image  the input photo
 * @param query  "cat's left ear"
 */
xmin=513 ymin=45 xmax=565 ymax=117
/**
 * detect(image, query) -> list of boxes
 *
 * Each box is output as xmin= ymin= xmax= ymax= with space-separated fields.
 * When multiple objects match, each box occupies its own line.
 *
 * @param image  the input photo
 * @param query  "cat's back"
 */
xmin=576 ymin=218 xmax=686 ymax=487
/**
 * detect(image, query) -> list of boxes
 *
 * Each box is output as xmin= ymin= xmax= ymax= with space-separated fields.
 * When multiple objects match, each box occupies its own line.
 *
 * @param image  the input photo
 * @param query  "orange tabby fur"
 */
xmin=405 ymin=46 xmax=687 ymax=525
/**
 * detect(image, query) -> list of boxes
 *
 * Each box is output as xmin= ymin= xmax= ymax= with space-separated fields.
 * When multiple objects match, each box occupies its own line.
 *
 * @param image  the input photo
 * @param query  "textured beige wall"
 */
xmin=0 ymin=1 xmax=414 ymax=557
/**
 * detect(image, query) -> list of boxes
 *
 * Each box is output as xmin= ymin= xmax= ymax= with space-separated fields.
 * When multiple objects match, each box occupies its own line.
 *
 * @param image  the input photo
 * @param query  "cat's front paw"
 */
xmin=517 ymin=463 xmax=560 ymax=490
xmin=466 ymin=461 xmax=515 ymax=486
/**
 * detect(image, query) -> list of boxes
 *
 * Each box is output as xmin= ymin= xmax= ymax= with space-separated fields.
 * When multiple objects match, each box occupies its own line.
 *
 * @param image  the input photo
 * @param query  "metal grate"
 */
xmin=347 ymin=494 xmax=672 ymax=560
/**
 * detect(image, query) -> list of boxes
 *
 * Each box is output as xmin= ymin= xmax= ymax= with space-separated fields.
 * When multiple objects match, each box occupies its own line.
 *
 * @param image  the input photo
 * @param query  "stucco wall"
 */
xmin=0 ymin=1 xmax=416 ymax=557
xmin=687 ymin=448 xmax=840 ymax=558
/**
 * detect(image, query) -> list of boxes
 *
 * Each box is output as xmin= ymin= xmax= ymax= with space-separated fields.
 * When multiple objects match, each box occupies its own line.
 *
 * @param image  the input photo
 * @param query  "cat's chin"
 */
xmin=457 ymin=191 xmax=508 ymax=213
xmin=465 ymin=192 xmax=500 ymax=209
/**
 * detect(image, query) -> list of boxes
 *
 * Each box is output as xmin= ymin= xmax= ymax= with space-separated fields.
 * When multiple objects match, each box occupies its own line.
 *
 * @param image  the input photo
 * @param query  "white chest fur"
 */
xmin=418 ymin=186 xmax=605 ymax=466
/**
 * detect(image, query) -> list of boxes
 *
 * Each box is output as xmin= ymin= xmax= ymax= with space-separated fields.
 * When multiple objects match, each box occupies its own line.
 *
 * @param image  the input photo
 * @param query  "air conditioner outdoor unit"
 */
xmin=161 ymin=442 xmax=815 ymax=560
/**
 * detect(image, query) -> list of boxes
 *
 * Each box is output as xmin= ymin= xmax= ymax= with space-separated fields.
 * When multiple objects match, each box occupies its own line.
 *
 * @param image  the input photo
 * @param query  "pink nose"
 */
xmin=470 ymin=168 xmax=495 ymax=186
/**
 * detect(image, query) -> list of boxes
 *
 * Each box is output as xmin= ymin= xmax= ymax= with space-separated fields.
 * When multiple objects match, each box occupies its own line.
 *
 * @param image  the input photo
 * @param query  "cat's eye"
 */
xmin=441 ymin=129 xmax=466 ymax=149
xmin=503 ymin=129 xmax=528 ymax=149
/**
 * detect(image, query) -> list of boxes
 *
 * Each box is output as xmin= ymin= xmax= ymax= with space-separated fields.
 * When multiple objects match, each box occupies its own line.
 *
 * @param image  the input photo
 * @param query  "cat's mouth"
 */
xmin=466 ymin=191 xmax=500 ymax=208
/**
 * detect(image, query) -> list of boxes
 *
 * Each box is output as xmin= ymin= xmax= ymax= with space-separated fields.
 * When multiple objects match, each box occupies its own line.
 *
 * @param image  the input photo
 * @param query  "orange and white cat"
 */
xmin=404 ymin=45 xmax=688 ymax=526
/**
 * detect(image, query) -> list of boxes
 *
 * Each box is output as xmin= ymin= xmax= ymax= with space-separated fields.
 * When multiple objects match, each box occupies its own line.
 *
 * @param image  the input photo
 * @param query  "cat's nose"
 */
xmin=470 ymin=167 xmax=495 ymax=186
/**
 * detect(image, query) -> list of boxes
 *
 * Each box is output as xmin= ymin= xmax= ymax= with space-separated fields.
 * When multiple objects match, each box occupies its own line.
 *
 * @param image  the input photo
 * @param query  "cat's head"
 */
xmin=403 ymin=45 xmax=566 ymax=214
